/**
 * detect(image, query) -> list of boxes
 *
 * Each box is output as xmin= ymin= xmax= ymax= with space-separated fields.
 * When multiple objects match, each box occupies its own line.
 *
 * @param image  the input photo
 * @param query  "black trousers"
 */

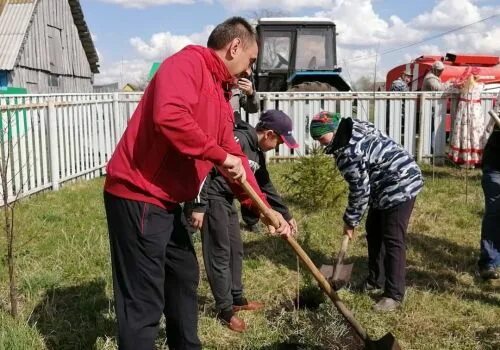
xmin=241 ymin=205 xmax=259 ymax=227
xmin=365 ymin=197 xmax=416 ymax=301
xmin=104 ymin=192 xmax=201 ymax=350
xmin=201 ymin=199 xmax=244 ymax=313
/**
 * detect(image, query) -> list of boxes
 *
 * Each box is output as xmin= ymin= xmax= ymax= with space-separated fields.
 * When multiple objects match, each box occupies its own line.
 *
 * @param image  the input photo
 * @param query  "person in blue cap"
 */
xmin=310 ymin=111 xmax=424 ymax=312
xmin=186 ymin=110 xmax=298 ymax=332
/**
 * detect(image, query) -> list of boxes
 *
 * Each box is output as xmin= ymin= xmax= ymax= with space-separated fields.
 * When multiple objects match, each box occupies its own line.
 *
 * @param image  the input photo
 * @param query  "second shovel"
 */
xmin=320 ymin=235 xmax=353 ymax=291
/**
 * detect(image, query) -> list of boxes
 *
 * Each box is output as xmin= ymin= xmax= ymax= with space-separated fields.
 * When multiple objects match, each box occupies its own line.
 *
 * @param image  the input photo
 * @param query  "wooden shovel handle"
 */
xmin=239 ymin=179 xmax=368 ymax=341
xmin=338 ymin=234 xmax=350 ymax=261
xmin=332 ymin=235 xmax=350 ymax=282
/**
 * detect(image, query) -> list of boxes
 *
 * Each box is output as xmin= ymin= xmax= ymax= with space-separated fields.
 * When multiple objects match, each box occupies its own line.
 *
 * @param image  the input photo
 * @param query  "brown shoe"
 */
xmin=224 ymin=315 xmax=246 ymax=332
xmin=232 ymin=301 xmax=264 ymax=312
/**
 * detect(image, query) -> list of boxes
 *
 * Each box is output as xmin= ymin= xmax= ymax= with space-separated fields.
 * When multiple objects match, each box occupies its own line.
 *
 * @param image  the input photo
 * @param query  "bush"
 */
xmin=282 ymin=147 xmax=346 ymax=210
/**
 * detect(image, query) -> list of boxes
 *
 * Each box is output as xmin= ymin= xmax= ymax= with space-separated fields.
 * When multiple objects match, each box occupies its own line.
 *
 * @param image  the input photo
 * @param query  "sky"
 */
xmin=81 ymin=0 xmax=500 ymax=87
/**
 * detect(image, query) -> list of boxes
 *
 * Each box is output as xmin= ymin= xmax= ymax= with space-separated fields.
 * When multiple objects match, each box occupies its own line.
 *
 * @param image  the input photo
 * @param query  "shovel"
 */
xmin=320 ymin=234 xmax=354 ymax=291
xmin=240 ymin=180 xmax=401 ymax=350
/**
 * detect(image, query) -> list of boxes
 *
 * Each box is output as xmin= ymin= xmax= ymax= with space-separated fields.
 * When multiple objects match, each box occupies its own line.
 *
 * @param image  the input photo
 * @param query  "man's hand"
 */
xmin=221 ymin=154 xmax=246 ymax=182
xmin=237 ymin=78 xmax=254 ymax=96
xmin=288 ymin=218 xmax=298 ymax=236
xmin=343 ymin=223 xmax=355 ymax=239
xmin=261 ymin=210 xmax=292 ymax=238
xmin=190 ymin=212 xmax=204 ymax=230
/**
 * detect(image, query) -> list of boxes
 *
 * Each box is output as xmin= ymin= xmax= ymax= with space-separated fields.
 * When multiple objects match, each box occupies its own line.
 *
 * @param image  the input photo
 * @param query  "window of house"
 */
xmin=48 ymin=75 xmax=59 ymax=87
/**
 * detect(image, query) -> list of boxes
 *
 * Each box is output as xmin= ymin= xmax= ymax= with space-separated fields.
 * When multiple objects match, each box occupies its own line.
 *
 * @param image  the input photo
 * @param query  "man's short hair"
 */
xmin=207 ymin=17 xmax=257 ymax=50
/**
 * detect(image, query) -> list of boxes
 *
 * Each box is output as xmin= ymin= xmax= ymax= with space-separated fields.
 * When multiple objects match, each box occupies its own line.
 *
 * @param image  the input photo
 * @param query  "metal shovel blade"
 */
xmin=319 ymin=261 xmax=354 ymax=290
xmin=366 ymin=332 xmax=402 ymax=350
xmin=320 ymin=235 xmax=354 ymax=290
xmin=332 ymin=261 xmax=354 ymax=290
xmin=319 ymin=264 xmax=334 ymax=280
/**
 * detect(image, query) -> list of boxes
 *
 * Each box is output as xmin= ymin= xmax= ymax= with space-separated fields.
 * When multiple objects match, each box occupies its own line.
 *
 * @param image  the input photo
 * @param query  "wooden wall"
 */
xmin=13 ymin=0 xmax=94 ymax=92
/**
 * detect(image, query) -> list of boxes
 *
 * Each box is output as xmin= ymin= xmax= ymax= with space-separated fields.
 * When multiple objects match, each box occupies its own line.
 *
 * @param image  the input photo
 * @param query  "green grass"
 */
xmin=0 ymin=164 xmax=499 ymax=349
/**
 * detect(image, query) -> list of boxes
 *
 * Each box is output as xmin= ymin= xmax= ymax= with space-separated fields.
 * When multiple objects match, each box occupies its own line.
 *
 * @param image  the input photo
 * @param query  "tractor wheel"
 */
xmin=287 ymin=81 xmax=338 ymax=92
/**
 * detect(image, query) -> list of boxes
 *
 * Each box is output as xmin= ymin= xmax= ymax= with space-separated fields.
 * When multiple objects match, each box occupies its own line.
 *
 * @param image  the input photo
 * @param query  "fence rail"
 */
xmin=0 ymin=91 xmax=496 ymax=205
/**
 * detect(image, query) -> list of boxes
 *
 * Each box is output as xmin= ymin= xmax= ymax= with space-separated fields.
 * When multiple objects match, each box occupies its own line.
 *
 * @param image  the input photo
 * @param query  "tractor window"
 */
xmin=260 ymin=32 xmax=292 ymax=70
xmin=296 ymin=29 xmax=335 ymax=70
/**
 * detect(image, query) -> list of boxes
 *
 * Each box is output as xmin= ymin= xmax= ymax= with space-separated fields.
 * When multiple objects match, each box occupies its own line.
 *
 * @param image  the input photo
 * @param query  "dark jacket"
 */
xmin=104 ymin=45 xmax=266 ymax=210
xmin=483 ymin=94 xmax=500 ymax=171
xmin=483 ymin=126 xmax=500 ymax=171
xmin=191 ymin=120 xmax=292 ymax=221
xmin=326 ymin=118 xmax=423 ymax=227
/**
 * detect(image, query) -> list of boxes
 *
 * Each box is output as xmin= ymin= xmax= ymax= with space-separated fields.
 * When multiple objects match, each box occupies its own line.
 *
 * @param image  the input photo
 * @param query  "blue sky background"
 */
xmin=80 ymin=0 xmax=500 ymax=86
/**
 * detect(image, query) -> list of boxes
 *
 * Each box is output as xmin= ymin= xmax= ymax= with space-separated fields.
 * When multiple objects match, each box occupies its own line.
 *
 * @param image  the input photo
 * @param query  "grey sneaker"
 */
xmin=373 ymin=297 xmax=401 ymax=312
xmin=480 ymin=267 xmax=500 ymax=280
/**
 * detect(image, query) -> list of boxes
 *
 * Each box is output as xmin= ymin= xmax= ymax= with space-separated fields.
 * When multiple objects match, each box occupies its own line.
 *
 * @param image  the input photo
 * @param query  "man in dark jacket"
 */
xmin=104 ymin=17 xmax=291 ymax=350
xmin=310 ymin=111 xmax=423 ymax=312
xmin=187 ymin=110 xmax=298 ymax=332
xmin=478 ymin=93 xmax=500 ymax=280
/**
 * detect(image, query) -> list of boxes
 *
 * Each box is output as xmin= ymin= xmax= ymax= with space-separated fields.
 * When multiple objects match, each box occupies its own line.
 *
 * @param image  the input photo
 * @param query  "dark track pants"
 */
xmin=104 ymin=192 xmax=201 ymax=350
xmin=201 ymin=199 xmax=244 ymax=313
xmin=365 ymin=197 xmax=416 ymax=301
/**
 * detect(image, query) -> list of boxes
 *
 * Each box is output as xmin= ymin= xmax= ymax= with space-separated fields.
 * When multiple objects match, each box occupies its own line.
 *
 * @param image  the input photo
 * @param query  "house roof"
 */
xmin=0 ymin=0 xmax=37 ymax=70
xmin=0 ymin=0 xmax=99 ymax=73
xmin=148 ymin=62 xmax=160 ymax=80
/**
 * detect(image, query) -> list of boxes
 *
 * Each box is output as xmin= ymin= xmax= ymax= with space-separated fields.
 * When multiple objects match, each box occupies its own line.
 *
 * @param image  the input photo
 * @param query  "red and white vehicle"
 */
xmin=386 ymin=53 xmax=500 ymax=92
xmin=386 ymin=53 xmax=500 ymax=132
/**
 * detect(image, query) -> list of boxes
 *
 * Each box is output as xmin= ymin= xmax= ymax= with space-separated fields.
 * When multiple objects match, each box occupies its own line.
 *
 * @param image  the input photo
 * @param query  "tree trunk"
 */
xmin=4 ymin=203 xmax=17 ymax=317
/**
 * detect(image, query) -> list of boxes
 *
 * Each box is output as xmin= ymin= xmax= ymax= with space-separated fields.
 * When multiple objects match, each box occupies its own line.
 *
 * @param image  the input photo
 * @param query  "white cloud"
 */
xmin=411 ymin=0 xmax=482 ymax=30
xmin=99 ymin=0 xmax=194 ymax=8
xmin=130 ymin=25 xmax=214 ymax=61
xmin=94 ymin=59 xmax=151 ymax=87
xmin=218 ymin=0 xmax=334 ymax=12
xmin=95 ymin=25 xmax=214 ymax=86
xmin=315 ymin=0 xmax=500 ymax=82
xmin=316 ymin=0 xmax=423 ymax=47
xmin=416 ymin=44 xmax=441 ymax=56
xmin=442 ymin=27 xmax=500 ymax=54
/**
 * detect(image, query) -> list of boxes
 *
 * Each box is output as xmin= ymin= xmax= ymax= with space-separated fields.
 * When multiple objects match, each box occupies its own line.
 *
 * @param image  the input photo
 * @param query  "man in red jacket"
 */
xmin=104 ymin=17 xmax=291 ymax=350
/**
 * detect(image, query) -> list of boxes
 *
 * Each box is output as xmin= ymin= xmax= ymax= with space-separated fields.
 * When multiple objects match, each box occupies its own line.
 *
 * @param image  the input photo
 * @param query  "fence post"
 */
xmin=47 ymin=100 xmax=60 ymax=190
xmin=113 ymin=92 xmax=121 ymax=146
xmin=263 ymin=95 xmax=271 ymax=111
xmin=418 ymin=93 xmax=426 ymax=163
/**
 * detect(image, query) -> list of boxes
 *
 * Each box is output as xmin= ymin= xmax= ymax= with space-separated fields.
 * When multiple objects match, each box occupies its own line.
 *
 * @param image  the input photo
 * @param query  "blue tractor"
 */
xmin=254 ymin=17 xmax=351 ymax=92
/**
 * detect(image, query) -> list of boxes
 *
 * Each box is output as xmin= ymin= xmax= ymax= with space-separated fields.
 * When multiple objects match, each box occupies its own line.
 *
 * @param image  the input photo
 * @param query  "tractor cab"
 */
xmin=255 ymin=17 xmax=351 ymax=92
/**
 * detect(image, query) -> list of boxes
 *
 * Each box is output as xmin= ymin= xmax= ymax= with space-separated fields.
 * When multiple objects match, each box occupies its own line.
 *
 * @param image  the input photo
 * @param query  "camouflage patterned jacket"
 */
xmin=390 ymin=77 xmax=409 ymax=92
xmin=325 ymin=118 xmax=424 ymax=227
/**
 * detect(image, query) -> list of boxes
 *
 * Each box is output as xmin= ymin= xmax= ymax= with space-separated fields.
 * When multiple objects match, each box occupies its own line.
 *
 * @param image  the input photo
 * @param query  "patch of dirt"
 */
xmin=265 ymin=298 xmax=365 ymax=350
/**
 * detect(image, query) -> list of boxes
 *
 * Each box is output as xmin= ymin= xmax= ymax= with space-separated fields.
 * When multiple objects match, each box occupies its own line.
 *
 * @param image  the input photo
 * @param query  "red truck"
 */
xmin=386 ymin=53 xmax=500 ymax=131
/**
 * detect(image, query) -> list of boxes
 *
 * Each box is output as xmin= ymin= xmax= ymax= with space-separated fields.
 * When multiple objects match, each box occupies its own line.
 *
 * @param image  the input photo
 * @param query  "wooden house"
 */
xmin=0 ymin=0 xmax=99 ymax=93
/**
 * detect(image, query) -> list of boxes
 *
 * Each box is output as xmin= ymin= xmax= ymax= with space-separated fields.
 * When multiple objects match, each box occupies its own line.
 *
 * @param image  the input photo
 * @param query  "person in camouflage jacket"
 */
xmin=310 ymin=111 xmax=423 ymax=312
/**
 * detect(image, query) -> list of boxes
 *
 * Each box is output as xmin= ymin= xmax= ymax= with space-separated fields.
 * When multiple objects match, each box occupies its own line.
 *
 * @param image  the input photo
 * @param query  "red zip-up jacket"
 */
xmin=104 ymin=45 xmax=267 ymax=210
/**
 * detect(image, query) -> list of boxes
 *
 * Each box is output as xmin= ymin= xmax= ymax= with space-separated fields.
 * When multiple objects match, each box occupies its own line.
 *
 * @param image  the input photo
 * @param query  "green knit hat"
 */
xmin=310 ymin=111 xmax=342 ymax=140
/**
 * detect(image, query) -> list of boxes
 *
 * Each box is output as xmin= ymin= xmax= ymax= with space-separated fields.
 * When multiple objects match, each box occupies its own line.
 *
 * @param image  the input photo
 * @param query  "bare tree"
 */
xmin=0 ymin=107 xmax=23 ymax=318
xmin=133 ymin=73 xmax=150 ymax=92
xmin=353 ymin=75 xmax=379 ymax=92
xmin=247 ymin=9 xmax=291 ymax=21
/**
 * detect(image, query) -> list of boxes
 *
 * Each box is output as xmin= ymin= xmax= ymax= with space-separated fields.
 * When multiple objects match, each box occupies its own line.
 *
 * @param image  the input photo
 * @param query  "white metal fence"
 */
xmin=245 ymin=91 xmax=497 ymax=161
xmin=0 ymin=91 xmax=496 ymax=205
